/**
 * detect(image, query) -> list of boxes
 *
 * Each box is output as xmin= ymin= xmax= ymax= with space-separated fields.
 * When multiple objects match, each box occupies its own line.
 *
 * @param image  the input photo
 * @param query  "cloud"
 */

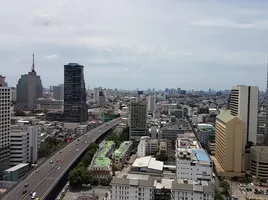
xmin=15 ymin=59 xmax=20 ymax=63
xmin=123 ymin=68 xmax=129 ymax=72
xmin=33 ymin=12 xmax=58 ymax=26
xmin=192 ymin=18 xmax=268 ymax=30
xmin=45 ymin=54 xmax=58 ymax=59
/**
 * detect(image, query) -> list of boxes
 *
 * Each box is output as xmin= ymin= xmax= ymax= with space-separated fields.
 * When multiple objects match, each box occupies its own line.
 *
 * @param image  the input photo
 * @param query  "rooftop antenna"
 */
xmin=32 ymin=53 xmax=35 ymax=72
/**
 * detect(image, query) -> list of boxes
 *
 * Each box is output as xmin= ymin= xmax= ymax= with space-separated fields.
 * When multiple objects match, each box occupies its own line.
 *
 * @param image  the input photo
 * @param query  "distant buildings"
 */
xmin=93 ymin=87 xmax=100 ymax=103
xmin=129 ymin=102 xmax=147 ymax=141
xmin=147 ymin=95 xmax=156 ymax=113
xmin=214 ymin=110 xmax=245 ymax=177
xmin=98 ymin=90 xmax=105 ymax=107
xmin=64 ymin=63 xmax=88 ymax=123
xmin=16 ymin=54 xmax=43 ymax=110
xmin=0 ymin=75 xmax=11 ymax=176
xmin=52 ymin=84 xmax=64 ymax=100
xmin=228 ymin=85 xmax=258 ymax=144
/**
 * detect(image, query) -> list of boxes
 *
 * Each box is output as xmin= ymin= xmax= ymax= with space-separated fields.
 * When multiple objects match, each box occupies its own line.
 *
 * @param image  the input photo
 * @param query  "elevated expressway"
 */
xmin=2 ymin=118 xmax=121 ymax=200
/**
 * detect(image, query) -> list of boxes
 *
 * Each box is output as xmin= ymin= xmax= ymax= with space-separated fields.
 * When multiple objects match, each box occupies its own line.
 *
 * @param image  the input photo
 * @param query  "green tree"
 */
xmin=214 ymin=189 xmax=224 ymax=200
xmin=220 ymin=180 xmax=230 ymax=194
xmin=69 ymin=166 xmax=92 ymax=188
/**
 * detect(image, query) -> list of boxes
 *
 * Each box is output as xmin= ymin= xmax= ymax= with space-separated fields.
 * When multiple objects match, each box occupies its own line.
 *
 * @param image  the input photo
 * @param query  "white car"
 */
xmin=76 ymin=149 xmax=79 ymax=151
xmin=58 ymin=167 xmax=61 ymax=170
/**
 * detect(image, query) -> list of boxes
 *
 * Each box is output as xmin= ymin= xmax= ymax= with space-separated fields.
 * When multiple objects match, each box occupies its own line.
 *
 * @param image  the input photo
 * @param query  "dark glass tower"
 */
xmin=64 ymin=63 xmax=88 ymax=123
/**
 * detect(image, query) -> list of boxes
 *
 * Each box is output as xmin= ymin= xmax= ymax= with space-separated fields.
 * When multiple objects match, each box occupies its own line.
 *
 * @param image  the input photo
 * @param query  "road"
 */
xmin=2 ymin=118 xmax=121 ymax=200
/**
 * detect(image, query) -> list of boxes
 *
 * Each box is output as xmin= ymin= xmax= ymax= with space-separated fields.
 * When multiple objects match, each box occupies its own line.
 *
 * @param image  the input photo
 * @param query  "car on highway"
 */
xmin=50 ymin=160 xmax=53 ymax=164
xmin=36 ymin=170 xmax=39 ymax=173
xmin=58 ymin=167 xmax=61 ymax=170
xmin=85 ymin=141 xmax=87 ymax=143
xmin=56 ymin=159 xmax=59 ymax=163
xmin=22 ymin=190 xmax=27 ymax=194
xmin=76 ymin=149 xmax=79 ymax=151
xmin=31 ymin=192 xmax=37 ymax=199
xmin=99 ymin=130 xmax=101 ymax=133
xmin=24 ymin=183 xmax=28 ymax=188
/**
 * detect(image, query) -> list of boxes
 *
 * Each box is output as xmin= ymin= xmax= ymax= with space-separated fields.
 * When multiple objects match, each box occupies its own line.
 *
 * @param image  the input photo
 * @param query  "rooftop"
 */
xmin=114 ymin=141 xmax=132 ymax=158
xmin=5 ymin=163 xmax=29 ymax=172
xmin=191 ymin=148 xmax=211 ymax=163
xmin=91 ymin=141 xmax=115 ymax=168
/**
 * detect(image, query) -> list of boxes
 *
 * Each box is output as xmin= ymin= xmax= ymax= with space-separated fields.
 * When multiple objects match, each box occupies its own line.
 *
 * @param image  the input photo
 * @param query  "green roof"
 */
xmin=114 ymin=141 xmax=132 ymax=158
xmin=91 ymin=141 xmax=115 ymax=168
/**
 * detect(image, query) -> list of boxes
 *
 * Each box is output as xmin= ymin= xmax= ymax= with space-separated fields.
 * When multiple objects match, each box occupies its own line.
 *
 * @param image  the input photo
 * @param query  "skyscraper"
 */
xmin=52 ymin=84 xmax=64 ymax=100
xmin=129 ymin=102 xmax=147 ymax=141
xmin=229 ymin=85 xmax=258 ymax=144
xmin=16 ymin=54 xmax=43 ymax=110
xmin=64 ymin=63 xmax=88 ymax=123
xmin=265 ymin=65 xmax=268 ymax=145
xmin=0 ymin=75 xmax=11 ymax=175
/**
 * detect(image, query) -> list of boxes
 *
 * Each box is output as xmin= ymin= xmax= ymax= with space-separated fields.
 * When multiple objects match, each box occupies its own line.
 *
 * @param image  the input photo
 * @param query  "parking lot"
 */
xmin=231 ymin=182 xmax=268 ymax=199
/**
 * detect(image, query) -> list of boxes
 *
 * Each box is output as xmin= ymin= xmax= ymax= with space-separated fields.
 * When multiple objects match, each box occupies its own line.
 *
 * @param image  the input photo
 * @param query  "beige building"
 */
xmin=214 ymin=110 xmax=245 ymax=177
xmin=250 ymin=146 xmax=268 ymax=179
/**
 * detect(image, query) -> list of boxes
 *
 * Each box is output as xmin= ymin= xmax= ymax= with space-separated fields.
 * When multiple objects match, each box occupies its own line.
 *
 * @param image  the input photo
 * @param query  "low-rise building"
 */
xmin=132 ymin=156 xmax=164 ymax=174
xmin=89 ymin=141 xmax=115 ymax=181
xmin=110 ymin=175 xmax=215 ymax=200
xmin=113 ymin=141 xmax=133 ymax=169
xmin=3 ymin=163 xmax=29 ymax=181
xmin=250 ymin=146 xmax=268 ymax=179
xmin=75 ymin=124 xmax=88 ymax=135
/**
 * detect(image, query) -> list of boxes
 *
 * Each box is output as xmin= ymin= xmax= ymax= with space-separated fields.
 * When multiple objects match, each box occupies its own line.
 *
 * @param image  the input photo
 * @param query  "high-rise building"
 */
xmin=265 ymin=66 xmax=268 ymax=145
xmin=52 ymin=84 xmax=64 ymax=100
xmin=0 ymin=75 xmax=11 ymax=175
xmin=98 ymin=90 xmax=105 ymax=107
xmin=129 ymin=102 xmax=147 ymax=141
xmin=146 ymin=95 xmax=156 ymax=113
xmin=228 ymin=85 xmax=258 ymax=144
xmin=16 ymin=54 xmax=43 ymax=110
xmin=64 ymin=63 xmax=88 ymax=123
xmin=93 ymin=87 xmax=100 ymax=103
xmin=215 ymin=110 xmax=245 ymax=177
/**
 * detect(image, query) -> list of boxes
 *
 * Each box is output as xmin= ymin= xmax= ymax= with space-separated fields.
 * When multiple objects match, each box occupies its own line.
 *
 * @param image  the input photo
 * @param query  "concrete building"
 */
xmin=229 ymin=85 xmax=258 ymax=144
xmin=10 ymin=125 xmax=40 ymax=165
xmin=132 ymin=156 xmax=164 ymax=174
xmin=3 ymin=163 xmax=29 ymax=181
xmin=35 ymin=97 xmax=63 ymax=111
xmin=110 ymin=175 xmax=215 ymax=200
xmin=52 ymin=84 xmax=64 ymax=100
xmin=175 ymin=139 xmax=213 ymax=181
xmin=89 ymin=141 xmax=115 ymax=181
xmin=98 ymin=90 xmax=105 ymax=107
xmin=75 ymin=124 xmax=88 ymax=135
xmin=64 ymin=63 xmax=88 ymax=123
xmin=196 ymin=124 xmax=215 ymax=148
xmin=113 ymin=141 xmax=133 ymax=169
xmin=146 ymin=95 xmax=156 ymax=113
xmin=250 ymin=146 xmax=268 ymax=179
xmin=130 ymin=102 xmax=147 ymax=141
xmin=0 ymin=75 xmax=11 ymax=176
xmin=10 ymin=89 xmax=16 ymax=102
xmin=214 ymin=110 xmax=245 ymax=177
xmin=16 ymin=54 xmax=43 ymax=110
xmin=93 ymin=87 xmax=100 ymax=103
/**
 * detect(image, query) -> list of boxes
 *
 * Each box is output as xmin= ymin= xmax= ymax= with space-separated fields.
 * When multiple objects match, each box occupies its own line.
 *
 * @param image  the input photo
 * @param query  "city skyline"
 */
xmin=1 ymin=0 xmax=268 ymax=90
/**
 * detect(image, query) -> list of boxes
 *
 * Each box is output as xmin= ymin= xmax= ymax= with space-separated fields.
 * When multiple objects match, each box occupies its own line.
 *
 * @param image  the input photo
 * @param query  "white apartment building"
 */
xmin=93 ymin=87 xmax=100 ymax=103
xmin=10 ymin=128 xmax=28 ymax=166
xmin=10 ymin=89 xmax=16 ymax=102
xmin=130 ymin=102 xmax=147 ymax=141
xmin=137 ymin=136 xmax=149 ymax=158
xmin=229 ymin=85 xmax=258 ymax=144
xmin=10 ymin=125 xmax=40 ymax=165
xmin=171 ymin=179 xmax=214 ymax=200
xmin=175 ymin=139 xmax=213 ymax=181
xmin=110 ymin=175 xmax=215 ymax=200
xmin=0 ymin=75 xmax=11 ymax=175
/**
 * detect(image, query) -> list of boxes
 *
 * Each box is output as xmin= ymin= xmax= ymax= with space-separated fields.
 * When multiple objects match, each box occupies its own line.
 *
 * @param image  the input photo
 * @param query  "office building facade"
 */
xmin=0 ymin=75 xmax=11 ymax=175
xmin=52 ymin=84 xmax=64 ymax=100
xmin=64 ymin=63 xmax=88 ymax=123
xmin=16 ymin=54 xmax=43 ymax=110
xmin=229 ymin=85 xmax=258 ymax=144
xmin=215 ymin=110 xmax=245 ymax=177
xmin=129 ymin=102 xmax=147 ymax=141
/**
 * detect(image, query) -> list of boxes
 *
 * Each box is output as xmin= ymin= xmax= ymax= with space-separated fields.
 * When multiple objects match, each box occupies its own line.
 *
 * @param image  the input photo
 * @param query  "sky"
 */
xmin=1 ymin=0 xmax=268 ymax=90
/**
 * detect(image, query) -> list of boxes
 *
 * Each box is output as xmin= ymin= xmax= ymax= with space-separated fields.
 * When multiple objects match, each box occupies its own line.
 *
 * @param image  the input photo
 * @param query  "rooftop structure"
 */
xmin=132 ymin=156 xmax=164 ymax=173
xmin=113 ymin=141 xmax=133 ymax=169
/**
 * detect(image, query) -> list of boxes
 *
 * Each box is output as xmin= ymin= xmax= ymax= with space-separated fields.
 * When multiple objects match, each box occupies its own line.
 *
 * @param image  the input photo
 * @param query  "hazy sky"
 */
xmin=1 ymin=0 xmax=268 ymax=90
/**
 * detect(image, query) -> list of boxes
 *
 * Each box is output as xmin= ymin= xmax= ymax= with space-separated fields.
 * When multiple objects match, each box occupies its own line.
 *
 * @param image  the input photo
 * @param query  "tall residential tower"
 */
xmin=64 ymin=63 xmax=88 ymax=123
